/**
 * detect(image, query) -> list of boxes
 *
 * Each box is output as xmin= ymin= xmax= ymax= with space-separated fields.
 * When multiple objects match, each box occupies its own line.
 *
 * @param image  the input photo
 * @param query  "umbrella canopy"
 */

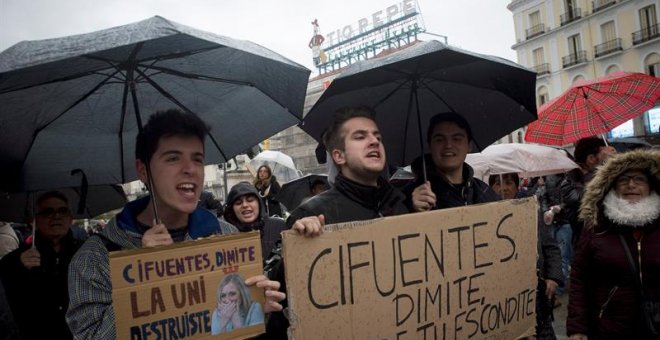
xmin=0 ymin=16 xmax=310 ymax=191
xmin=301 ymin=40 xmax=537 ymax=166
xmin=608 ymin=137 xmax=653 ymax=152
xmin=0 ymin=185 xmax=127 ymax=223
xmin=248 ymin=150 xmax=302 ymax=183
xmin=525 ymin=72 xmax=660 ymax=146
xmin=275 ymin=174 xmax=328 ymax=211
xmin=465 ymin=143 xmax=578 ymax=180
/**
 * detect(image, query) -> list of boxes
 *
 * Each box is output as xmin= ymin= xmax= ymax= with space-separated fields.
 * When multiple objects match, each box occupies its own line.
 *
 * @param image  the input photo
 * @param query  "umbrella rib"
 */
xmin=372 ymin=79 xmax=411 ymax=110
xmin=419 ymin=78 xmax=460 ymax=114
xmin=138 ymin=64 xmax=253 ymax=86
xmin=0 ymin=65 xmax=119 ymax=94
xmin=20 ymin=69 xmax=121 ymax=175
xmin=133 ymin=68 xmax=229 ymax=161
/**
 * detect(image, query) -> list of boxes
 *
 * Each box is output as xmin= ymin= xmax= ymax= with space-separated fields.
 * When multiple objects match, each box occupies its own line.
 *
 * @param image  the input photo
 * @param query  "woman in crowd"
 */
xmin=224 ymin=181 xmax=287 ymax=262
xmin=253 ymin=165 xmax=283 ymax=217
xmin=567 ymin=149 xmax=660 ymax=339
xmin=488 ymin=173 xmax=526 ymax=199
xmin=211 ymin=273 xmax=264 ymax=334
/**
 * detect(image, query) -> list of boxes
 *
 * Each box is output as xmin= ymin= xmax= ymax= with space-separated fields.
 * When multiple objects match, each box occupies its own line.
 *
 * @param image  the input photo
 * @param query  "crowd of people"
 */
xmin=0 ymin=107 xmax=658 ymax=340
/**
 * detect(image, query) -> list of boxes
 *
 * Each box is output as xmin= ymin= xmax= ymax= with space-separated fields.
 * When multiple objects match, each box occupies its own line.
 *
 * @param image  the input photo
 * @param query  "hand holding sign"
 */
xmin=247 ymin=274 xmax=286 ymax=313
xmin=142 ymin=222 xmax=173 ymax=247
xmin=292 ymin=214 xmax=325 ymax=237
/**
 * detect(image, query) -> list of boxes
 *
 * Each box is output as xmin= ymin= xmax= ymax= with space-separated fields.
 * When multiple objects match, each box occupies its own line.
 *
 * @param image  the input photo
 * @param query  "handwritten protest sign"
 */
xmin=283 ymin=198 xmax=538 ymax=340
xmin=110 ymin=232 xmax=265 ymax=340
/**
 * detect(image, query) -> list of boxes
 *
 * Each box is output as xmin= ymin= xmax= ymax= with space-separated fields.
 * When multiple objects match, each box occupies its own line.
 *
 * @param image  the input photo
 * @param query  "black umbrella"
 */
xmin=0 ymin=185 xmax=126 ymax=223
xmin=275 ymin=174 xmax=328 ymax=211
xmin=301 ymin=40 xmax=537 ymax=179
xmin=0 ymin=16 xmax=310 ymax=193
xmin=608 ymin=137 xmax=653 ymax=152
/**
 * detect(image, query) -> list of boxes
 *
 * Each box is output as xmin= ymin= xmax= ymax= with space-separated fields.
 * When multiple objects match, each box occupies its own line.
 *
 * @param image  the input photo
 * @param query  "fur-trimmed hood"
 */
xmin=579 ymin=149 xmax=660 ymax=227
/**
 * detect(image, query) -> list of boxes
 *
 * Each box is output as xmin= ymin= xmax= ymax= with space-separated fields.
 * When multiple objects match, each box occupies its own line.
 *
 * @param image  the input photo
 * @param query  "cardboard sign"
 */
xmin=110 ymin=232 xmax=265 ymax=340
xmin=283 ymin=198 xmax=538 ymax=340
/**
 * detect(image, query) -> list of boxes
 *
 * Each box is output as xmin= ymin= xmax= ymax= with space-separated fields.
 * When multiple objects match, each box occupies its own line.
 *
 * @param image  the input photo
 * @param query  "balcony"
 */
xmin=560 ymin=8 xmax=582 ymax=26
xmin=592 ymin=0 xmax=616 ymax=13
xmin=532 ymin=63 xmax=551 ymax=76
xmin=633 ymin=24 xmax=660 ymax=45
xmin=525 ymin=24 xmax=545 ymax=40
xmin=594 ymin=38 xmax=622 ymax=58
xmin=562 ymin=50 xmax=588 ymax=68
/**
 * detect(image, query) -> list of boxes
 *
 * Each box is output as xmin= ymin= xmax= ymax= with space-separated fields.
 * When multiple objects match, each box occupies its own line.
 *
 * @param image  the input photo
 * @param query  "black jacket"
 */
xmin=0 ymin=230 xmax=82 ymax=340
xmin=286 ymin=173 xmax=409 ymax=227
xmin=224 ymin=182 xmax=287 ymax=261
xmin=404 ymin=154 xmax=500 ymax=210
xmin=541 ymin=174 xmax=571 ymax=225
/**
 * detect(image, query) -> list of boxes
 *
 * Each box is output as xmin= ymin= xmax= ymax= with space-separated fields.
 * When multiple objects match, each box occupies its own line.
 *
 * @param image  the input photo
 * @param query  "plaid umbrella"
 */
xmin=525 ymin=72 xmax=660 ymax=145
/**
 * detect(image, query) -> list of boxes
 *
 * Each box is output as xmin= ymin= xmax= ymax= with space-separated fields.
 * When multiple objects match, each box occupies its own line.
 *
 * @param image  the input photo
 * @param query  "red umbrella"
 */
xmin=525 ymin=72 xmax=660 ymax=145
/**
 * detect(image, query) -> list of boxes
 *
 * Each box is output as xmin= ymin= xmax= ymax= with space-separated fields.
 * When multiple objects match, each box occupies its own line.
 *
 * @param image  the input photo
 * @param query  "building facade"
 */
xmin=507 ymin=0 xmax=660 ymax=144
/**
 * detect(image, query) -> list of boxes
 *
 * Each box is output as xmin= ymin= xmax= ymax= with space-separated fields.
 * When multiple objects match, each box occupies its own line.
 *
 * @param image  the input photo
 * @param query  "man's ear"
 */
xmin=331 ymin=149 xmax=346 ymax=166
xmin=136 ymin=159 xmax=148 ymax=184
xmin=585 ymin=154 xmax=597 ymax=167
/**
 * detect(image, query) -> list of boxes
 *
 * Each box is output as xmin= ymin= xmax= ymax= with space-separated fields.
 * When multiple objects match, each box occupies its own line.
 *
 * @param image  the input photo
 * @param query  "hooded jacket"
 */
xmin=224 ymin=182 xmax=287 ymax=261
xmin=66 ymin=196 xmax=234 ymax=340
xmin=404 ymin=154 xmax=500 ymax=210
xmin=567 ymin=149 xmax=660 ymax=339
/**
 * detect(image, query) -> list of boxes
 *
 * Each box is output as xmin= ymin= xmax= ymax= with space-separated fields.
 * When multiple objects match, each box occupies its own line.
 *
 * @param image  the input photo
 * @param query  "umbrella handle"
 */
xmin=71 ymin=169 xmax=88 ymax=215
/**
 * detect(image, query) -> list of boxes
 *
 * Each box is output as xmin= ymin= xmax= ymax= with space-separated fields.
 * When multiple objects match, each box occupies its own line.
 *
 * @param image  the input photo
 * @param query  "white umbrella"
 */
xmin=248 ymin=150 xmax=301 ymax=183
xmin=466 ymin=143 xmax=578 ymax=180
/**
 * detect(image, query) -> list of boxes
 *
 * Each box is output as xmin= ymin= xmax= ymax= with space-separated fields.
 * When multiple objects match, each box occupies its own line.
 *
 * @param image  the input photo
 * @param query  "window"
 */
xmin=608 ymin=119 xmax=635 ymax=138
xmin=646 ymin=107 xmax=660 ymax=134
xmin=537 ymin=86 xmax=549 ymax=106
xmin=645 ymin=53 xmax=660 ymax=76
xmin=530 ymin=11 xmax=541 ymax=27
xmin=605 ymin=65 xmax=620 ymax=74
xmin=568 ymin=34 xmax=581 ymax=55
xmin=601 ymin=21 xmax=616 ymax=42
xmin=533 ymin=48 xmax=545 ymax=65
xmin=639 ymin=5 xmax=658 ymax=30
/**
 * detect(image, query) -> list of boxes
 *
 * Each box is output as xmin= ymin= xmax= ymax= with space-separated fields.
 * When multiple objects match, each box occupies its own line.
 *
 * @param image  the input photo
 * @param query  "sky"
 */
xmin=0 ymin=0 xmax=518 ymax=72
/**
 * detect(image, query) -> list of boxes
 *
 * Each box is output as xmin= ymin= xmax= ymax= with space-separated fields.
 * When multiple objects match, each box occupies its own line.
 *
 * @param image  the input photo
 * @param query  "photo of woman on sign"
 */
xmin=211 ymin=273 xmax=264 ymax=335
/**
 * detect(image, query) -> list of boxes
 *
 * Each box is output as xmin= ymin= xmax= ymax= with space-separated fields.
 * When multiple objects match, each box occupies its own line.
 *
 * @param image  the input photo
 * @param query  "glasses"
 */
xmin=615 ymin=175 xmax=648 ymax=186
xmin=36 ymin=207 xmax=71 ymax=218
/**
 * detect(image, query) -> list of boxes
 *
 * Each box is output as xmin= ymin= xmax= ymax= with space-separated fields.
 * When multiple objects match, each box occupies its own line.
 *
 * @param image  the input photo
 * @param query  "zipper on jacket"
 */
xmin=599 ymin=286 xmax=618 ymax=318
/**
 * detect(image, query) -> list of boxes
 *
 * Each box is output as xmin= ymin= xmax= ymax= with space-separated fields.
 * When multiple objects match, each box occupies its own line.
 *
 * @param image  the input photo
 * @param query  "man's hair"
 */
xmin=573 ymin=137 xmax=606 ymax=165
xmin=36 ymin=191 xmax=69 ymax=207
xmin=322 ymin=106 xmax=376 ymax=153
xmin=135 ymin=109 xmax=210 ymax=163
xmin=426 ymin=112 xmax=473 ymax=144
xmin=488 ymin=173 xmax=520 ymax=188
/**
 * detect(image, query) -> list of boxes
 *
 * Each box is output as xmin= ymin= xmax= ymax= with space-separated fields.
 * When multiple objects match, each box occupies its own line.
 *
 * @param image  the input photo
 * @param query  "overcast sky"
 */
xmin=0 ymin=0 xmax=517 ymax=72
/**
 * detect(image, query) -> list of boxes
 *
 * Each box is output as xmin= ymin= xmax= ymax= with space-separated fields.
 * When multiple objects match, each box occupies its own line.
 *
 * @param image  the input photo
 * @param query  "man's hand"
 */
xmin=569 ymin=334 xmax=587 ymax=340
xmin=545 ymin=279 xmax=558 ymax=300
xmin=142 ymin=223 xmax=173 ymax=247
xmin=246 ymin=275 xmax=286 ymax=313
xmin=412 ymin=181 xmax=436 ymax=212
xmin=20 ymin=248 xmax=41 ymax=269
xmin=292 ymin=215 xmax=325 ymax=238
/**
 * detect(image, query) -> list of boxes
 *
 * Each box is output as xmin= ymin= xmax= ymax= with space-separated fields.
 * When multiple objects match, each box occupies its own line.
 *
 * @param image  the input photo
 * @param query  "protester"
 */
xmin=567 ymin=149 xmax=660 ymax=339
xmin=261 ymin=107 xmax=409 ymax=339
xmin=66 ymin=109 xmax=285 ymax=339
xmin=253 ymin=164 xmax=283 ymax=217
xmin=223 ymin=181 xmax=287 ymax=262
xmin=287 ymin=106 xmax=408 ymax=229
xmin=407 ymin=112 xmax=499 ymax=212
xmin=557 ymin=137 xmax=616 ymax=297
xmin=0 ymin=191 xmax=83 ymax=340
xmin=0 ymin=222 xmax=19 ymax=258
xmin=211 ymin=273 xmax=264 ymax=334
xmin=488 ymin=173 xmax=564 ymax=338
xmin=488 ymin=173 xmax=527 ymax=199
xmin=198 ymin=190 xmax=223 ymax=217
